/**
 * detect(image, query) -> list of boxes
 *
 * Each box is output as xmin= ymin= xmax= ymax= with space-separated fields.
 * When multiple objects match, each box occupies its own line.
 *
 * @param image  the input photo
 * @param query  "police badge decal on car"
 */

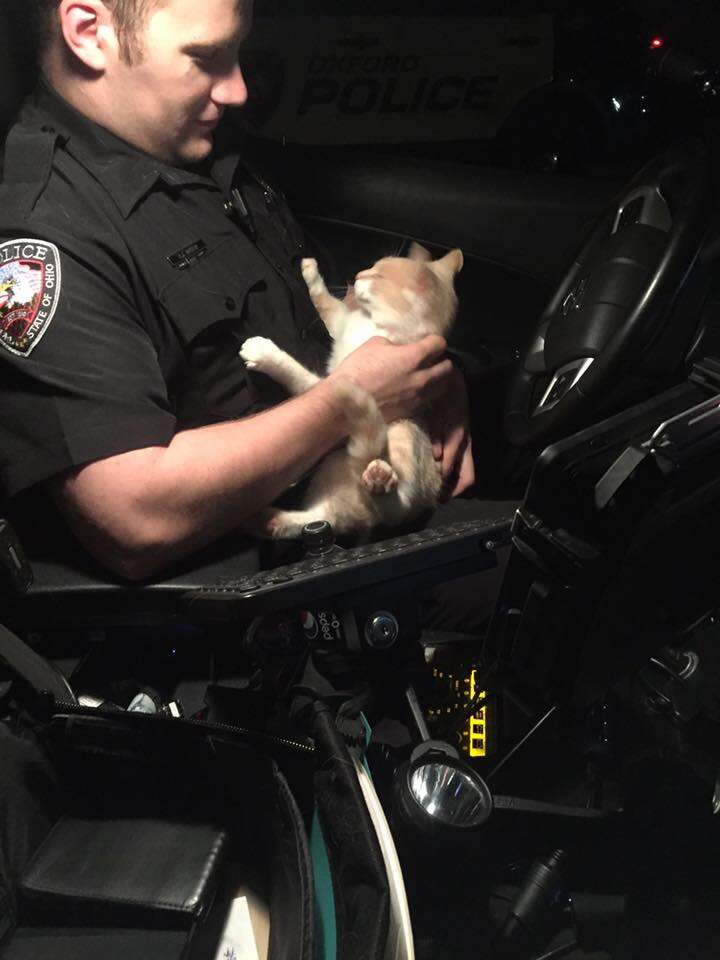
xmin=0 ymin=239 xmax=61 ymax=357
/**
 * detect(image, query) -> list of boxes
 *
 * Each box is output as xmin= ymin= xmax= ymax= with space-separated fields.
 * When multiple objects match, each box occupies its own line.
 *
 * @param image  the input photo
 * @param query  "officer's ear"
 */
xmin=57 ymin=0 xmax=118 ymax=73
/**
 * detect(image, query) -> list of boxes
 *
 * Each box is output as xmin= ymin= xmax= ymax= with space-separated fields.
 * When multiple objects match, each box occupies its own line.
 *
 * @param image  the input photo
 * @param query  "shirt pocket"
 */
xmin=158 ymin=237 xmax=265 ymax=346
xmin=158 ymin=238 xmax=268 ymax=423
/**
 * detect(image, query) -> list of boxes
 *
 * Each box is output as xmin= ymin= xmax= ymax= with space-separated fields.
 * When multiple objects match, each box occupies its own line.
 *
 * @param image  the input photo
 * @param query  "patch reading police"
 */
xmin=0 ymin=239 xmax=61 ymax=357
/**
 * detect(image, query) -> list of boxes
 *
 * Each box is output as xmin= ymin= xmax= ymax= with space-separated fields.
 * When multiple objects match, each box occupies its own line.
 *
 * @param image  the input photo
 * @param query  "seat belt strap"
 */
xmin=0 ymin=623 xmax=76 ymax=703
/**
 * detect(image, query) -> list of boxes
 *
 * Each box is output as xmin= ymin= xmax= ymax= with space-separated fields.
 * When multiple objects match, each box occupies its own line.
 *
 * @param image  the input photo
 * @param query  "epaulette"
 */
xmin=2 ymin=125 xmax=59 ymax=215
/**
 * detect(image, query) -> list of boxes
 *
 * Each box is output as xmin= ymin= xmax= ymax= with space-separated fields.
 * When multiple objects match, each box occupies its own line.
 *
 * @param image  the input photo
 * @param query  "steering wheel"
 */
xmin=504 ymin=140 xmax=713 ymax=447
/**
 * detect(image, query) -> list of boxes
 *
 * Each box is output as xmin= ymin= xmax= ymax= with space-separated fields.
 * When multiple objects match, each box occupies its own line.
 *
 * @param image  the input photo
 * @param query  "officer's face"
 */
xmin=107 ymin=0 xmax=251 ymax=165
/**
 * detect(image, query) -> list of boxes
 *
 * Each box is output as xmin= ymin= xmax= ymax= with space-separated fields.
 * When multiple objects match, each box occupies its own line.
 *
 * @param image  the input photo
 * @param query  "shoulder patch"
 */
xmin=0 ymin=239 xmax=61 ymax=357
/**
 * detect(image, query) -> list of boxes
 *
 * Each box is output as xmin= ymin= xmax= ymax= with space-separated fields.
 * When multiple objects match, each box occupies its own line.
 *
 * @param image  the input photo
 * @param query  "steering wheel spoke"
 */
xmin=525 ymin=319 xmax=549 ymax=374
xmin=534 ymin=357 xmax=594 ymax=415
xmin=611 ymin=184 xmax=672 ymax=235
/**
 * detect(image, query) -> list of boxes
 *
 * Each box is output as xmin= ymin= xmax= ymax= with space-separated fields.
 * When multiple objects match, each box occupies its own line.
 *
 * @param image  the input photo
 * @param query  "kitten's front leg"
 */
xmin=240 ymin=336 xmax=319 ymax=395
xmin=301 ymin=258 xmax=350 ymax=340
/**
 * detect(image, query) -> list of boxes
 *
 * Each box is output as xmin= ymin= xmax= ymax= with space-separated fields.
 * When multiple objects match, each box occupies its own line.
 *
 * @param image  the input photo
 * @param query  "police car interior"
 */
xmin=2 ymin=3 xmax=720 ymax=960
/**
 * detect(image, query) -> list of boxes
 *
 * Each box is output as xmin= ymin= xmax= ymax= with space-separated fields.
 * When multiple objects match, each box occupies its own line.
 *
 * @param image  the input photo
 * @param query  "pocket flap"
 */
xmin=159 ymin=238 xmax=264 ymax=345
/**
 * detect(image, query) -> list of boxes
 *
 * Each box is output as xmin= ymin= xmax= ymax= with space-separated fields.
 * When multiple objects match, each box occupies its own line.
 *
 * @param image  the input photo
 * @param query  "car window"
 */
xmin=242 ymin=3 xmax=556 ymax=160
xmin=241 ymin=1 xmax=716 ymax=178
xmin=255 ymin=1 xmax=557 ymax=17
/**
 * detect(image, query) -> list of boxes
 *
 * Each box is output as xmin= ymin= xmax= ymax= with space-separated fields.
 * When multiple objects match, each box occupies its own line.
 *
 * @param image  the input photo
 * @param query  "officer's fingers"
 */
xmin=450 ymin=440 xmax=476 ymax=498
xmin=362 ymin=335 xmax=391 ymax=350
xmin=425 ymin=406 xmax=445 ymax=461
xmin=413 ymin=334 xmax=448 ymax=367
xmin=417 ymin=358 xmax=454 ymax=400
xmin=441 ymin=422 xmax=466 ymax=476
xmin=429 ymin=418 xmax=444 ymax=461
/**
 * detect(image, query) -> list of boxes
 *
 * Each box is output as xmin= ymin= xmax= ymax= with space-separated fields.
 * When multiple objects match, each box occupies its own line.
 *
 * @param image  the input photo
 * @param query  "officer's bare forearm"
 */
xmin=54 ymin=337 xmax=453 ymax=578
xmin=54 ymin=380 xmax=351 ymax=579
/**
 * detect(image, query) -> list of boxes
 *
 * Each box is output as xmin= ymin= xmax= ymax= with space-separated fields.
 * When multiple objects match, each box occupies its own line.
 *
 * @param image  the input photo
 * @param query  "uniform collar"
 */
xmin=21 ymin=79 xmax=240 ymax=218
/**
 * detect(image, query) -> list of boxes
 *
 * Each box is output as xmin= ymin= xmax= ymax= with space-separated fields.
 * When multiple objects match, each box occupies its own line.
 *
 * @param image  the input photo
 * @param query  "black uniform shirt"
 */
xmin=0 ymin=81 xmax=330 ymax=503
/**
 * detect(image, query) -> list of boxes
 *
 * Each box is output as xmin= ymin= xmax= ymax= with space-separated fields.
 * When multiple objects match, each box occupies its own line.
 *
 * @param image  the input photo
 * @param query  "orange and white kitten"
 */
xmin=239 ymin=242 xmax=463 ymax=539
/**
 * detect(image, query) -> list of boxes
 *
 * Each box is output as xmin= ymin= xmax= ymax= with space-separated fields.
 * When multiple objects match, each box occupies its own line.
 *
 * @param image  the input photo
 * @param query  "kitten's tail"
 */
xmin=331 ymin=378 xmax=387 ymax=463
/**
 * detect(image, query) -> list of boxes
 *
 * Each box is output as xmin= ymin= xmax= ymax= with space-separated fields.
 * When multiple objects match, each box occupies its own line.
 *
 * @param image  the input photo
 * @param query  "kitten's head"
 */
xmin=352 ymin=243 xmax=463 ymax=340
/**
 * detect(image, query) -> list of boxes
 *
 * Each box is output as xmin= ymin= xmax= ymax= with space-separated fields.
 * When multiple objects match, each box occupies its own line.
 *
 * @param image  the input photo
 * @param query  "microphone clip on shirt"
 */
xmin=226 ymin=186 xmax=257 ymax=240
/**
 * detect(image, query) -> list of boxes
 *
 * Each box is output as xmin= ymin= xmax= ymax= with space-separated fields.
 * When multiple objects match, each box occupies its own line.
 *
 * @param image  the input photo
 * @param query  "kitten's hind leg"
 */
xmin=240 ymin=336 xmax=320 ymax=395
xmin=251 ymin=505 xmax=334 ymax=540
xmin=301 ymin=258 xmax=350 ymax=340
xmin=361 ymin=459 xmax=399 ymax=494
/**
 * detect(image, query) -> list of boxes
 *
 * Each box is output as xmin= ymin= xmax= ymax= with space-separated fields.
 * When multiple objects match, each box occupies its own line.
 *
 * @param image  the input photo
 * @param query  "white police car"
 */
xmin=240 ymin=1 xmax=554 ymax=147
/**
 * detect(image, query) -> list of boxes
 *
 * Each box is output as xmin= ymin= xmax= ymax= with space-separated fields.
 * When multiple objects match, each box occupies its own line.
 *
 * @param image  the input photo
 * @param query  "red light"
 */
xmin=650 ymin=36 xmax=665 ymax=50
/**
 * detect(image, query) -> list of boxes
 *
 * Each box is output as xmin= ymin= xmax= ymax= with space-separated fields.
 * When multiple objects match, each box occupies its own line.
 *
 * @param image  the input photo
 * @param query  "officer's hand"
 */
xmin=330 ymin=335 xmax=453 ymax=422
xmin=427 ymin=363 xmax=475 ymax=499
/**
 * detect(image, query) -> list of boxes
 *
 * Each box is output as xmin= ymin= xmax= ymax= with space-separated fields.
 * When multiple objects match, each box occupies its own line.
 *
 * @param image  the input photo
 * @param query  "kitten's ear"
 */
xmin=432 ymin=248 xmax=464 ymax=278
xmin=408 ymin=241 xmax=432 ymax=262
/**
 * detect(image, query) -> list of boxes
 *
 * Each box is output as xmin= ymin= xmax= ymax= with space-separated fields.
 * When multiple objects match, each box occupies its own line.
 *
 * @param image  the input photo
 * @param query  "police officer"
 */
xmin=0 ymin=0 xmax=481 ymax=582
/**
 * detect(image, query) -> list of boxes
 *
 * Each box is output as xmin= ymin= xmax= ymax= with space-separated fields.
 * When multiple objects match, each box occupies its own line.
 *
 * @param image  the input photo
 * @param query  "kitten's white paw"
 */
xmin=239 ymin=336 xmax=279 ymax=372
xmin=240 ymin=509 xmax=287 ymax=540
xmin=362 ymin=459 xmax=398 ymax=494
xmin=301 ymin=258 xmax=325 ymax=296
xmin=301 ymin=258 xmax=319 ymax=284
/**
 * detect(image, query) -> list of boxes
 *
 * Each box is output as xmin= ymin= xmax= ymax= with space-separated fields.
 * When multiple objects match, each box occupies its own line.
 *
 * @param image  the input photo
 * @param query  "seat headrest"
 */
xmin=0 ymin=0 xmax=40 ymax=140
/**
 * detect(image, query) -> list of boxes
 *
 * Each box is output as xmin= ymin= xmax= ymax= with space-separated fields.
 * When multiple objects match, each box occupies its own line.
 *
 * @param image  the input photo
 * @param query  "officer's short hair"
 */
xmin=36 ymin=0 xmax=166 ymax=64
